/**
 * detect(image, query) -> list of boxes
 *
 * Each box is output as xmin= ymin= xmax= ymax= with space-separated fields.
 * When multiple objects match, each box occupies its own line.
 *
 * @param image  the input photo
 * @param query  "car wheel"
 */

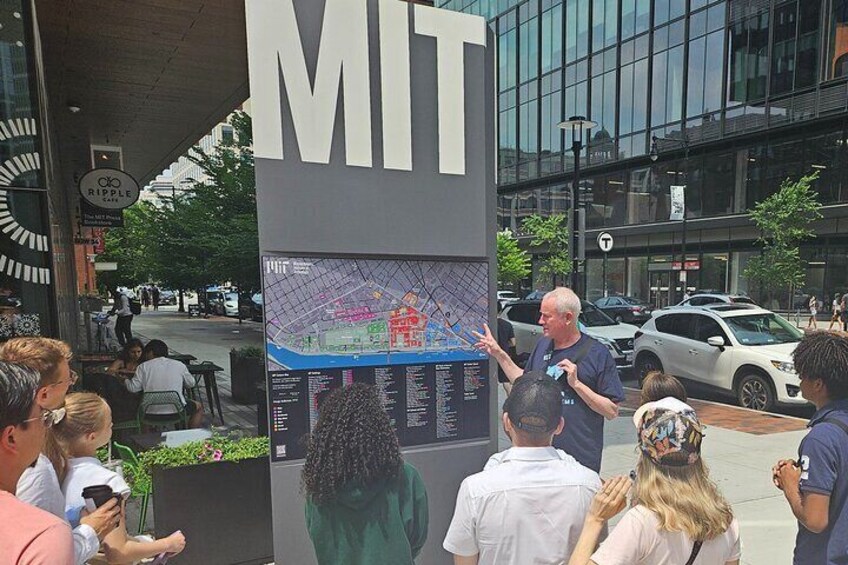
xmin=736 ymin=373 xmax=775 ymax=412
xmin=635 ymin=353 xmax=663 ymax=386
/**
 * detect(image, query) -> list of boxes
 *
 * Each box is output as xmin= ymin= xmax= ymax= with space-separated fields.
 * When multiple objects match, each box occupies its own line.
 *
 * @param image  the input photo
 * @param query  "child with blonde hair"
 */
xmin=48 ymin=392 xmax=186 ymax=563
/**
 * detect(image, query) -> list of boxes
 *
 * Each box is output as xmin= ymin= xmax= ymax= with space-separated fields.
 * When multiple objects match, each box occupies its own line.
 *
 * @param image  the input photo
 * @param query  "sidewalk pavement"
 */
xmin=497 ymin=385 xmax=806 ymax=565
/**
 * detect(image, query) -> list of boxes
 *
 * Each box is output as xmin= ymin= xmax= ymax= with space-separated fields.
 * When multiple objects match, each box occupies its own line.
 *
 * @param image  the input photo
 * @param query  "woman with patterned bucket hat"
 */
xmin=569 ymin=397 xmax=741 ymax=565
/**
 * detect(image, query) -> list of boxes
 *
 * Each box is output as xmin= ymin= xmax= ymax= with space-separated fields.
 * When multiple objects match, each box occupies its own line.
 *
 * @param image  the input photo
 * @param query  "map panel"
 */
xmin=263 ymin=256 xmax=488 ymax=369
xmin=262 ymin=256 xmax=490 ymax=461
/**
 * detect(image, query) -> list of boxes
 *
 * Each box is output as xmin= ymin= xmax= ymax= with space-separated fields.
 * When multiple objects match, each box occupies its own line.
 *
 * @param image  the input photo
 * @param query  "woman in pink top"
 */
xmin=569 ymin=397 xmax=741 ymax=565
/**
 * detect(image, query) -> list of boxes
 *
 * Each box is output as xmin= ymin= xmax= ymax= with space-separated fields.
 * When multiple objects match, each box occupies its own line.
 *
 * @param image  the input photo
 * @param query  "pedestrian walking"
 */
xmin=841 ymin=296 xmax=848 ymax=332
xmin=828 ymin=294 xmax=841 ymax=331
xmin=569 ymin=397 xmax=741 ymax=565
xmin=151 ymin=285 xmax=160 ymax=311
xmin=474 ymin=287 xmax=624 ymax=473
xmin=141 ymin=286 xmax=151 ymax=311
xmin=107 ymin=288 xmax=133 ymax=346
xmin=808 ymin=295 xmax=818 ymax=330
xmin=773 ymin=332 xmax=848 ymax=564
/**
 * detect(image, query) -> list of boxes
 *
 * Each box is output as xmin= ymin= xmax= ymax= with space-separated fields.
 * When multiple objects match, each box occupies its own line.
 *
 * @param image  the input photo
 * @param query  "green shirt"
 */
xmin=305 ymin=462 xmax=429 ymax=565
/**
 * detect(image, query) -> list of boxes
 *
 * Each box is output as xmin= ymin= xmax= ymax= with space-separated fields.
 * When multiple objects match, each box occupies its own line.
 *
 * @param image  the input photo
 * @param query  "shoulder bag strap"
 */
xmin=817 ymin=417 xmax=848 ymax=437
xmin=554 ymin=335 xmax=595 ymax=386
xmin=684 ymin=540 xmax=703 ymax=565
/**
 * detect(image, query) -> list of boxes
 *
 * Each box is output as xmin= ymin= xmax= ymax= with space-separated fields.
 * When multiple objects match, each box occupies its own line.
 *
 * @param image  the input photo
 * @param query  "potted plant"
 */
xmin=136 ymin=435 xmax=272 ymax=565
xmin=229 ymin=346 xmax=265 ymax=404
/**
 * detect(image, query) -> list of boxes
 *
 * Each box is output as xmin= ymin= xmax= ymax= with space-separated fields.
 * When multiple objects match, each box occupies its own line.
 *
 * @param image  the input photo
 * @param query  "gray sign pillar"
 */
xmin=246 ymin=0 xmax=496 ymax=563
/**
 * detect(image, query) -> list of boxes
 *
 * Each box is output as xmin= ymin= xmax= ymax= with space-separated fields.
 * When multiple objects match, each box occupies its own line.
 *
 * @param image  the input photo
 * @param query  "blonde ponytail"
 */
xmin=47 ymin=392 xmax=109 ymax=482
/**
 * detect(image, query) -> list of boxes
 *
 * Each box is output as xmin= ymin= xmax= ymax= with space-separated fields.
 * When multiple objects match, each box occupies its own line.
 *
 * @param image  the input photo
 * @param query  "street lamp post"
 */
xmin=650 ymin=134 xmax=690 ymax=304
xmin=557 ymin=116 xmax=596 ymax=292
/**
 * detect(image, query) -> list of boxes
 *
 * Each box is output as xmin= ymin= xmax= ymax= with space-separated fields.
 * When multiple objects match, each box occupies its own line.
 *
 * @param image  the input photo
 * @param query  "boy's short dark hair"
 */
xmin=793 ymin=332 xmax=848 ymax=400
xmin=143 ymin=339 xmax=169 ymax=359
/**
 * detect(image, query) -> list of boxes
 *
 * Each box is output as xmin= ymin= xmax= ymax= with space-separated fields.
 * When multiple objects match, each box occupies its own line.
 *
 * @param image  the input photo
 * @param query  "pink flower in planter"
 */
xmin=213 ymin=450 xmax=223 ymax=461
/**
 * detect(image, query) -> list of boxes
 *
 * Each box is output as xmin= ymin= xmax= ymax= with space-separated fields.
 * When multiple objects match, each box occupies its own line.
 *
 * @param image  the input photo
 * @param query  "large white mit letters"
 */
xmin=246 ymin=0 xmax=486 ymax=175
xmin=247 ymin=0 xmax=372 ymax=167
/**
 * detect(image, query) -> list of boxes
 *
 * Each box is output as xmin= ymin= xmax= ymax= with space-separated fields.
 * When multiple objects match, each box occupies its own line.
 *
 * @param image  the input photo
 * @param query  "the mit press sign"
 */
xmin=597 ymin=232 xmax=614 ymax=253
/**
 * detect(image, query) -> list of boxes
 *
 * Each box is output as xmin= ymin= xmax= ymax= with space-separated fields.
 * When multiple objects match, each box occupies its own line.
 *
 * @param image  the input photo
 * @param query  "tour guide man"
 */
xmin=474 ymin=287 xmax=624 ymax=472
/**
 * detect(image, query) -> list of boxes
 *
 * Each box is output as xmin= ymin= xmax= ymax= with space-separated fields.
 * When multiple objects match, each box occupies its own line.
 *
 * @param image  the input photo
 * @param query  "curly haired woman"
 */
xmin=302 ymin=383 xmax=429 ymax=565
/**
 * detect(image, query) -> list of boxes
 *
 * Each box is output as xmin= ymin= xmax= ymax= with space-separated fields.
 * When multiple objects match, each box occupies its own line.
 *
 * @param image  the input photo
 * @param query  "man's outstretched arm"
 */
xmin=472 ymin=324 xmax=523 ymax=382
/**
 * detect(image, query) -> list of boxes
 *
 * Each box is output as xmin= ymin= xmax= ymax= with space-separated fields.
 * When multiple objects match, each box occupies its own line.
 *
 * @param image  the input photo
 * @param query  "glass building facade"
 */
xmin=440 ymin=0 xmax=848 ymax=310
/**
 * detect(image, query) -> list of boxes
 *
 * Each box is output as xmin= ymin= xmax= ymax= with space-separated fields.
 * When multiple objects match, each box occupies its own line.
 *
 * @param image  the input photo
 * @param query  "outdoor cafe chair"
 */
xmin=138 ymin=391 xmax=187 ymax=432
xmin=111 ymin=441 xmax=151 ymax=535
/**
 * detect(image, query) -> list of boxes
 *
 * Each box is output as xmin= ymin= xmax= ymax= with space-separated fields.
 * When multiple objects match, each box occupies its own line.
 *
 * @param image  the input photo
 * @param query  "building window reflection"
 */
xmin=826 ymin=0 xmax=848 ymax=80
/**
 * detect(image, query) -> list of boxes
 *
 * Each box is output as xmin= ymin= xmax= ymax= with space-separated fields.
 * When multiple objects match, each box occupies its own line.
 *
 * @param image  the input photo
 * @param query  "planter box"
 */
xmin=153 ymin=456 xmax=273 ymax=565
xmin=229 ymin=352 xmax=265 ymax=404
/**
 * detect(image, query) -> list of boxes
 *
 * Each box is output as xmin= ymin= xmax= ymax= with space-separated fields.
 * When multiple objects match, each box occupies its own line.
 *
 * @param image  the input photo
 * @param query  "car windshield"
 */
xmin=224 ymin=292 xmax=238 ymax=301
xmin=723 ymin=313 xmax=803 ymax=345
xmin=621 ymin=296 xmax=641 ymax=305
xmin=580 ymin=302 xmax=616 ymax=327
xmin=731 ymin=296 xmax=755 ymax=304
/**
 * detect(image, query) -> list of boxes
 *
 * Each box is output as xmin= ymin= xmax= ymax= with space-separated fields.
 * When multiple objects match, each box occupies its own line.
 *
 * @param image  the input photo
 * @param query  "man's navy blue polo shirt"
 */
xmin=525 ymin=333 xmax=624 ymax=473
xmin=794 ymin=399 xmax=848 ymax=565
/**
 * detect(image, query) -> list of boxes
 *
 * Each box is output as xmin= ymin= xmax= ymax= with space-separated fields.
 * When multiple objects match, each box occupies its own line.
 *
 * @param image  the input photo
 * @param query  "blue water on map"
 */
xmin=266 ymin=342 xmax=487 ymax=370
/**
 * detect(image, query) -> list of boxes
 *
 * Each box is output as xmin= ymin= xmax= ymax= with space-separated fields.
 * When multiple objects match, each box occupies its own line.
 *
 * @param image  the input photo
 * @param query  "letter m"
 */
xmin=246 ymin=0 xmax=372 ymax=167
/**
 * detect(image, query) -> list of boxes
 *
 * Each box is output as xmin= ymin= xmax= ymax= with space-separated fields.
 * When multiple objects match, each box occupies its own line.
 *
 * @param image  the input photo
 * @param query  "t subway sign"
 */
xmin=247 ymin=0 xmax=486 ymax=176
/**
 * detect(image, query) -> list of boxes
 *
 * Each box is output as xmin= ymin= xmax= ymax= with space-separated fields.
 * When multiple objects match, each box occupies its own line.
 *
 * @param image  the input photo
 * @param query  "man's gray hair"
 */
xmin=0 ymin=361 xmax=41 ymax=430
xmin=544 ymin=287 xmax=582 ymax=317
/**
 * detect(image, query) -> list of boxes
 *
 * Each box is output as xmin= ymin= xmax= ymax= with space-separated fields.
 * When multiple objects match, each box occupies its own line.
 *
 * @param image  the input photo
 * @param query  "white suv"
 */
xmin=634 ymin=304 xmax=807 ymax=411
xmin=500 ymin=300 xmax=639 ymax=372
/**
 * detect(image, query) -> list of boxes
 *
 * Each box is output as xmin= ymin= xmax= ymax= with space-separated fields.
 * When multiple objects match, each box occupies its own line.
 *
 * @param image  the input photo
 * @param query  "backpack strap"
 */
xmin=684 ymin=540 xmax=703 ymax=565
xmin=553 ymin=335 xmax=596 ymax=386
xmin=816 ymin=417 xmax=848 ymax=437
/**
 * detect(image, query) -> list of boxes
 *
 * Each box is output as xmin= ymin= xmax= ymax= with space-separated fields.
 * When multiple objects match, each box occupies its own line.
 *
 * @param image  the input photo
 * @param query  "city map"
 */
xmin=262 ymin=257 xmax=489 ymax=370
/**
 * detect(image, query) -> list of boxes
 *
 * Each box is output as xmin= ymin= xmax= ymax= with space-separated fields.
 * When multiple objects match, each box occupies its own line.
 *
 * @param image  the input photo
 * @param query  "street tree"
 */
xmin=522 ymin=213 xmax=571 ymax=288
xmin=97 ymin=202 xmax=160 ymax=292
xmin=744 ymin=171 xmax=822 ymax=308
xmin=496 ymin=229 xmax=530 ymax=289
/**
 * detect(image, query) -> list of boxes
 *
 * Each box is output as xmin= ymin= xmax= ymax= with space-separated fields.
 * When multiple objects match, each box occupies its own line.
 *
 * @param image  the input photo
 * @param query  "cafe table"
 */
xmin=168 ymin=353 xmax=197 ymax=366
xmin=187 ymin=362 xmax=225 ymax=424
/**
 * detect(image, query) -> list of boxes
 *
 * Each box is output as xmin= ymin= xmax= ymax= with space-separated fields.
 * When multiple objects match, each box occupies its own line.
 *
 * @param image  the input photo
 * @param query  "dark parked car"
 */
xmin=238 ymin=293 xmax=263 ymax=322
xmin=594 ymin=295 xmax=653 ymax=324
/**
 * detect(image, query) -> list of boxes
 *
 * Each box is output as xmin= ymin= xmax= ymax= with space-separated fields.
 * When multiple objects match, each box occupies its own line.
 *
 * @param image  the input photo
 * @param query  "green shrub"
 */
xmin=127 ymin=435 xmax=269 ymax=495
xmin=231 ymin=346 xmax=264 ymax=359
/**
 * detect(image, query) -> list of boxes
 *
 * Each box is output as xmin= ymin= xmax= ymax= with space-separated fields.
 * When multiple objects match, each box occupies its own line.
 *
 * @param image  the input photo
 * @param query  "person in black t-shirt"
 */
xmin=496 ymin=302 xmax=517 ymax=394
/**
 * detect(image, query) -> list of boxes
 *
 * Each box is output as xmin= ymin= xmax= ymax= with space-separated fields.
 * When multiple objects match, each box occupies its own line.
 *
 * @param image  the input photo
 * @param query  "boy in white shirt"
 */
xmin=121 ymin=339 xmax=204 ymax=428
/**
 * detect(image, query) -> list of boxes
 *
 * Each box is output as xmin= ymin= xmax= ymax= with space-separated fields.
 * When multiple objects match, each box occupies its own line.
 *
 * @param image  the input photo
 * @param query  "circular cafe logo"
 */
xmin=78 ymin=168 xmax=140 ymax=210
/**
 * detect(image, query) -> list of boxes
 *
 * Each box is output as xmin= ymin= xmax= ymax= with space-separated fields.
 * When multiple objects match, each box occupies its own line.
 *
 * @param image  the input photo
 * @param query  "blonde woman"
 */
xmin=569 ymin=398 xmax=741 ymax=565
xmin=47 ymin=392 xmax=186 ymax=563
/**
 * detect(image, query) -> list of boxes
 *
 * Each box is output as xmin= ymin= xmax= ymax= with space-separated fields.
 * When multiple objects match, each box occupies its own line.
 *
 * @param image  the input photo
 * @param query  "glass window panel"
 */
xmin=633 ymin=58 xmax=649 ymax=131
xmin=519 ymin=17 xmax=539 ymax=83
xmin=666 ymin=45 xmax=684 ymax=123
xmin=703 ymin=31 xmax=725 ymax=114
xmin=687 ymin=37 xmax=706 ymax=119
xmin=669 ymin=0 xmax=685 ymax=21
xmin=707 ymin=2 xmax=726 ymax=32
xmin=565 ymin=0 xmax=578 ymax=61
xmin=690 ymin=10 xmax=708 ymax=38
xmin=621 ymin=38 xmax=635 ymax=64
xmin=796 ymin=0 xmax=820 ymax=88
xmin=654 ymin=25 xmax=669 ymax=53
xmin=604 ymin=0 xmax=617 ymax=47
xmin=621 ymin=0 xmax=635 ymax=39
xmin=635 ymin=0 xmax=651 ymax=34
xmin=619 ymin=65 xmax=634 ymax=134
xmin=0 ymin=4 xmax=42 ymax=189
xmin=668 ymin=20 xmax=685 ymax=47
xmin=499 ymin=28 xmax=518 ymax=91
xmin=728 ymin=12 xmax=769 ymax=104
xmin=635 ymin=34 xmax=650 ymax=59
xmin=655 ymin=0 xmax=669 ymax=25
xmin=691 ymin=0 xmax=707 ymax=10
xmin=652 ymin=52 xmax=668 ymax=127
xmin=592 ymin=0 xmax=605 ymax=52
xmin=771 ymin=1 xmax=797 ymax=96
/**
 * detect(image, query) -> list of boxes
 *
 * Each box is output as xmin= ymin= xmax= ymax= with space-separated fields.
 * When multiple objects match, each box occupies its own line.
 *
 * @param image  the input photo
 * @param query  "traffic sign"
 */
xmin=597 ymin=231 xmax=614 ymax=253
